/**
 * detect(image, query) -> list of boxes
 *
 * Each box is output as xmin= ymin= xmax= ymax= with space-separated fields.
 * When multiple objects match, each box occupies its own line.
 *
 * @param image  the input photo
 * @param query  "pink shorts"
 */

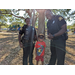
xmin=35 ymin=56 xmax=44 ymax=62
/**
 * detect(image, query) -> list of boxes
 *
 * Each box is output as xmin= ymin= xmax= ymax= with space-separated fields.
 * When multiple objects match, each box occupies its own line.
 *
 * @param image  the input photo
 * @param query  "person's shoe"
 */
xmin=45 ymin=64 xmax=48 ymax=65
xmin=30 ymin=63 xmax=34 ymax=65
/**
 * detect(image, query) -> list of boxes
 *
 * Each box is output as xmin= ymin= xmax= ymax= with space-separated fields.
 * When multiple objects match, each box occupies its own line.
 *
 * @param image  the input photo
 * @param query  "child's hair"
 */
xmin=38 ymin=34 xmax=44 ymax=38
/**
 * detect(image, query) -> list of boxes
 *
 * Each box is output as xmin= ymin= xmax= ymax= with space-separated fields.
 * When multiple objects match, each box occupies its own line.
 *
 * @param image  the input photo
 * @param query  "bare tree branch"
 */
xmin=10 ymin=13 xmax=25 ymax=19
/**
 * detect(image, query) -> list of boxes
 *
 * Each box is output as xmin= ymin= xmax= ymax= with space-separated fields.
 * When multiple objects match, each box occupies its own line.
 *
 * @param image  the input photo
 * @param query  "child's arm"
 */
xmin=35 ymin=41 xmax=38 ymax=56
xmin=35 ymin=47 xmax=37 ymax=56
xmin=44 ymin=48 xmax=46 ymax=57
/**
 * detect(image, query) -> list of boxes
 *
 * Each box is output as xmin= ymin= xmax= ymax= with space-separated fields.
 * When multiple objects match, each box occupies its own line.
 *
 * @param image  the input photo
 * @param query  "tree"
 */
xmin=67 ymin=25 xmax=72 ymax=29
xmin=0 ymin=14 xmax=7 ymax=31
xmin=0 ymin=9 xmax=12 ymax=31
xmin=36 ymin=9 xmax=46 ymax=37
xmin=0 ymin=9 xmax=75 ymax=36
xmin=73 ymin=23 xmax=75 ymax=27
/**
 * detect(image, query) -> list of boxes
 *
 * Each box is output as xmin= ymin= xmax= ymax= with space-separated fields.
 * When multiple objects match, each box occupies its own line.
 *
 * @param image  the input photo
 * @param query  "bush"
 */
xmin=72 ymin=30 xmax=74 ymax=32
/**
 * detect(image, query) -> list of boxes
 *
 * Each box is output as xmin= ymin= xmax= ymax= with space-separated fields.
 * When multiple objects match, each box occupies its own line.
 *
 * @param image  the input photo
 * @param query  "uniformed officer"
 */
xmin=45 ymin=9 xmax=67 ymax=65
xmin=18 ymin=18 xmax=37 ymax=65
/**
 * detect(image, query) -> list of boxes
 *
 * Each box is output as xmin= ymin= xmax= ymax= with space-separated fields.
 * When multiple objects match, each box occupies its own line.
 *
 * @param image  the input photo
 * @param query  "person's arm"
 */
xmin=34 ymin=28 xmax=38 ymax=41
xmin=35 ymin=47 xmax=37 ymax=56
xmin=18 ymin=34 xmax=23 ymax=48
xmin=48 ymin=16 xmax=67 ymax=39
xmin=18 ymin=26 xmax=24 ymax=48
xmin=55 ymin=16 xmax=67 ymax=36
xmin=47 ymin=21 xmax=51 ymax=39
xmin=18 ymin=34 xmax=21 ymax=44
xmin=35 ymin=35 xmax=38 ymax=41
xmin=48 ymin=24 xmax=67 ymax=39
xmin=54 ymin=24 xmax=67 ymax=37
xmin=35 ymin=42 xmax=38 ymax=56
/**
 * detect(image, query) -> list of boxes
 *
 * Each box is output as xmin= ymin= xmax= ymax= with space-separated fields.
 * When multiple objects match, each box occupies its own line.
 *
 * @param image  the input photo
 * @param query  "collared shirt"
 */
xmin=47 ymin=15 xmax=66 ymax=35
xmin=19 ymin=25 xmax=36 ymax=41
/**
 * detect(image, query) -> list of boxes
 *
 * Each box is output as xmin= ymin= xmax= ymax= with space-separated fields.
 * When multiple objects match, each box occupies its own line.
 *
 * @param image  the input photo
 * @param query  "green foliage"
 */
xmin=67 ymin=25 xmax=72 ymax=29
xmin=0 ymin=9 xmax=75 ymax=30
xmin=67 ymin=23 xmax=75 ymax=32
xmin=73 ymin=23 xmax=75 ymax=27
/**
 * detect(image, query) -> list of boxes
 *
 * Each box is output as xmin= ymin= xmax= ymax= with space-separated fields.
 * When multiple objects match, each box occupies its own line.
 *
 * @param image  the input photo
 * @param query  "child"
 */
xmin=35 ymin=34 xmax=46 ymax=65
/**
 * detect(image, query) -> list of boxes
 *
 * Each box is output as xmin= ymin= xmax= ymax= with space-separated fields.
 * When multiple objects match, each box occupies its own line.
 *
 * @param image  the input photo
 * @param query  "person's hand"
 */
xmin=47 ymin=35 xmax=50 ymax=39
xmin=19 ymin=43 xmax=24 ymax=48
xmin=48 ymin=33 xmax=53 ymax=39
xmin=34 ymin=35 xmax=37 ymax=41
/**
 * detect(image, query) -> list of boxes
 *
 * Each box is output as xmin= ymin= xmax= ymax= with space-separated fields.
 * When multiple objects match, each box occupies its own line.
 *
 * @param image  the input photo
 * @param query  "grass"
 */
xmin=0 ymin=31 xmax=75 ymax=65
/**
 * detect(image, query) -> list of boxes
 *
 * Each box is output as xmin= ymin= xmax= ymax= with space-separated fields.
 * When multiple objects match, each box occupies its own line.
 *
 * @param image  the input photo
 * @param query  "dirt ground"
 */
xmin=0 ymin=31 xmax=75 ymax=65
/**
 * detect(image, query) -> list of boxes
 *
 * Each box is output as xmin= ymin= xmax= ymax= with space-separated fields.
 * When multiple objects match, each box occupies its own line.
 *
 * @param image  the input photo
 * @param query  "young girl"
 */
xmin=35 ymin=34 xmax=46 ymax=65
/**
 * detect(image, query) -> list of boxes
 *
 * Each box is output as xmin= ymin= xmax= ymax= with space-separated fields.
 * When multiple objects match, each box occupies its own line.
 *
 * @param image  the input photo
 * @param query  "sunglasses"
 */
xmin=39 ymin=36 xmax=44 ymax=39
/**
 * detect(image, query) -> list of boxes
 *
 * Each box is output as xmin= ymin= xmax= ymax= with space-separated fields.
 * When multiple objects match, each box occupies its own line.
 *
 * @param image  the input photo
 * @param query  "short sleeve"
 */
xmin=19 ymin=26 xmax=24 ymax=35
xmin=58 ymin=16 xmax=66 ymax=27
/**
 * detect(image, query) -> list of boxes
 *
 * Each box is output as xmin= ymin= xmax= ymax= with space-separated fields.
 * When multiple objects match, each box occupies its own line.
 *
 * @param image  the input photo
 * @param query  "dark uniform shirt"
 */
xmin=19 ymin=25 xmax=36 ymax=41
xmin=47 ymin=15 xmax=66 ymax=40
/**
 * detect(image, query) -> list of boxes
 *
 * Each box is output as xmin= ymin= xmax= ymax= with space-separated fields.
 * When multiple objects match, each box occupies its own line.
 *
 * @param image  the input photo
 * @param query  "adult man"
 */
xmin=18 ymin=18 xmax=37 ymax=65
xmin=45 ymin=9 xmax=67 ymax=65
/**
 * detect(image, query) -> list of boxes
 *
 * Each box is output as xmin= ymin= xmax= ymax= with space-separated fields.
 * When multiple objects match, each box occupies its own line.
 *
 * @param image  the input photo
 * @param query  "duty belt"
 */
xmin=52 ymin=35 xmax=62 ymax=40
xmin=25 ymin=40 xmax=32 ymax=42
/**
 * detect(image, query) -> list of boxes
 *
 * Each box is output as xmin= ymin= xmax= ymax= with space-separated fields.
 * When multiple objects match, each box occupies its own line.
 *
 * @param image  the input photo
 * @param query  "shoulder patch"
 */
xmin=58 ymin=17 xmax=63 ymax=21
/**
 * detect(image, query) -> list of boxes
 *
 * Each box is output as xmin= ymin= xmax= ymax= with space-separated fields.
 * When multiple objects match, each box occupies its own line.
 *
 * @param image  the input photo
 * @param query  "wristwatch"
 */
xmin=52 ymin=34 xmax=55 ymax=38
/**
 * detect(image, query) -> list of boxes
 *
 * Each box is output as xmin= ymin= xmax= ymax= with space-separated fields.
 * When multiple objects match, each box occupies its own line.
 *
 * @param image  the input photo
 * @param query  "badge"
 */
xmin=59 ymin=17 xmax=63 ymax=21
xmin=52 ymin=20 xmax=55 ymax=24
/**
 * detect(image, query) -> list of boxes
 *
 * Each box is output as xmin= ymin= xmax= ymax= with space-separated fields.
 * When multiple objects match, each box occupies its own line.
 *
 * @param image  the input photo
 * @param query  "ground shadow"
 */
xmin=0 ymin=32 xmax=75 ymax=65
xmin=0 ymin=33 xmax=22 ymax=65
xmin=65 ymin=56 xmax=75 ymax=65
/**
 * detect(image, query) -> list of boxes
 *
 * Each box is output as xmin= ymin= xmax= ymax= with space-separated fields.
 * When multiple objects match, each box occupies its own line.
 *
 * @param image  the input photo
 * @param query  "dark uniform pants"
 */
xmin=49 ymin=38 xmax=66 ymax=65
xmin=23 ymin=42 xmax=34 ymax=65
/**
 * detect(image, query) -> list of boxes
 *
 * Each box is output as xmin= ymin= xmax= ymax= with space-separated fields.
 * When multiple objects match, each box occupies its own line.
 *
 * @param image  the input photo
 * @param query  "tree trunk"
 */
xmin=38 ymin=11 xmax=45 ymax=38
xmin=32 ymin=9 xmax=35 ymax=27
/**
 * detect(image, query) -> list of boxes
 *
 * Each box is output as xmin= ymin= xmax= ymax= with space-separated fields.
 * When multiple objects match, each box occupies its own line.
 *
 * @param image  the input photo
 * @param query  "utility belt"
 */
xmin=22 ymin=38 xmax=32 ymax=43
xmin=21 ymin=38 xmax=34 ymax=47
xmin=52 ymin=33 xmax=68 ymax=41
xmin=52 ymin=35 xmax=62 ymax=40
xmin=24 ymin=40 xmax=32 ymax=43
xmin=21 ymin=36 xmax=35 ymax=44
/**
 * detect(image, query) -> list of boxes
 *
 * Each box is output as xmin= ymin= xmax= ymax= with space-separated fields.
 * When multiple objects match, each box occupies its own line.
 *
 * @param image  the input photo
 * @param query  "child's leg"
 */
xmin=35 ymin=56 xmax=39 ymax=65
xmin=42 ymin=61 xmax=44 ymax=65
xmin=41 ymin=56 xmax=44 ymax=65
xmin=36 ymin=61 xmax=39 ymax=65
